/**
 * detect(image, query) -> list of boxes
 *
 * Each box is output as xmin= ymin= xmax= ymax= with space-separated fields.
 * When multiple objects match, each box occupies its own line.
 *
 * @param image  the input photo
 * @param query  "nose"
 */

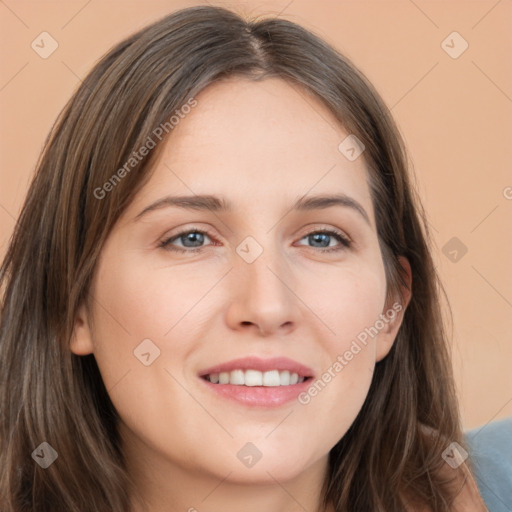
xmin=224 ymin=244 xmax=301 ymax=337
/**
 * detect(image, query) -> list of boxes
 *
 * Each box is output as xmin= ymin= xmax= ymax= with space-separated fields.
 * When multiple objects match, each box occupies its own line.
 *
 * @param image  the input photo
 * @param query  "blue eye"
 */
xmin=297 ymin=230 xmax=351 ymax=252
xmin=159 ymin=228 xmax=351 ymax=253
xmin=160 ymin=229 xmax=212 ymax=253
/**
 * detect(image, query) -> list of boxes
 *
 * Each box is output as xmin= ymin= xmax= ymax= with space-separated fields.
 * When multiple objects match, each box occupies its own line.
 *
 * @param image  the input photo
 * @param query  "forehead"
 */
xmin=131 ymin=77 xmax=373 ymax=221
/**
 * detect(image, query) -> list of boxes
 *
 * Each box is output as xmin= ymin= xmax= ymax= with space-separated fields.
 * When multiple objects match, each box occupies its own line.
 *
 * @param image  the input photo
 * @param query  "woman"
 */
xmin=0 ymin=5 xmax=488 ymax=511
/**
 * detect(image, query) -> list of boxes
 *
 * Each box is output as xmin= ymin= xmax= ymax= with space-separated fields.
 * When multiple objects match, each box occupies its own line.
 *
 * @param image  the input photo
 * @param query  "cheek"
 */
xmin=84 ymin=252 xmax=178 ymax=390
xmin=289 ymin=258 xmax=386 ymax=434
xmin=89 ymin=250 xmax=213 ymax=357
xmin=296 ymin=254 xmax=387 ymax=353
xmin=86 ymin=255 xmax=216 ymax=468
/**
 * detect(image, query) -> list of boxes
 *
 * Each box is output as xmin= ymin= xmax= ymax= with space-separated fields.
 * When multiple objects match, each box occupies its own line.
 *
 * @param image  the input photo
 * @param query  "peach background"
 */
xmin=0 ymin=0 xmax=511 ymax=430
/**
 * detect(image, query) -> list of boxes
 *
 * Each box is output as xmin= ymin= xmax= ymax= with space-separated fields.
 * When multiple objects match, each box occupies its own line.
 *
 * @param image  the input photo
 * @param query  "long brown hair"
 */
xmin=1 ymin=5 xmax=467 ymax=511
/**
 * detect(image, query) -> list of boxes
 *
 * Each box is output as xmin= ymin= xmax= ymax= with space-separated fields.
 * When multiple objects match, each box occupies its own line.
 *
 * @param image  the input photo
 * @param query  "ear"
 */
xmin=70 ymin=302 xmax=95 ymax=355
xmin=375 ymin=256 xmax=412 ymax=362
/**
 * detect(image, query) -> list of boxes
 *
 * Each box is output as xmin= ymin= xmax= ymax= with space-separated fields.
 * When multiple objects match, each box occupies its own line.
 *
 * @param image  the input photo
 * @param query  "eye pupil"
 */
xmin=182 ymin=232 xmax=204 ymax=247
xmin=310 ymin=233 xmax=330 ymax=247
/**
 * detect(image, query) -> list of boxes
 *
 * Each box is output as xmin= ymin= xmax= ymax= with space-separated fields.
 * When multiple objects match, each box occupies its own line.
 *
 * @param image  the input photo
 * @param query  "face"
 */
xmin=72 ymin=77 xmax=411 ymax=488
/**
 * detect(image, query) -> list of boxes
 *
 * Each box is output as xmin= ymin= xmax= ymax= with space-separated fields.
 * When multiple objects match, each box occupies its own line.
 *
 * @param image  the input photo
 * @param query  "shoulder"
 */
xmin=403 ymin=424 xmax=489 ymax=511
xmin=465 ymin=416 xmax=512 ymax=512
xmin=447 ymin=463 xmax=489 ymax=512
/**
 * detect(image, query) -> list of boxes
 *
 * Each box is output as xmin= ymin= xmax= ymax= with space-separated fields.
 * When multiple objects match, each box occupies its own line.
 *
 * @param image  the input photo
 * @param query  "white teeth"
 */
xmin=262 ymin=370 xmax=280 ymax=387
xmin=230 ymin=369 xmax=245 ymax=385
xmin=280 ymin=370 xmax=290 ymax=385
xmin=205 ymin=369 xmax=305 ymax=386
xmin=245 ymin=369 xmax=263 ymax=386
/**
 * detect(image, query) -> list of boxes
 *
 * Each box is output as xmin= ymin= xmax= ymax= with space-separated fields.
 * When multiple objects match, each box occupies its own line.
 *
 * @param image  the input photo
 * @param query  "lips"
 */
xmin=197 ymin=356 xmax=315 ymax=408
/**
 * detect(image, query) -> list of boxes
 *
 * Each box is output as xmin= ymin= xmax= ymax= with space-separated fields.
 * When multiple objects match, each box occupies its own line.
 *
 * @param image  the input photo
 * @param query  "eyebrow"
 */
xmin=134 ymin=193 xmax=370 ymax=225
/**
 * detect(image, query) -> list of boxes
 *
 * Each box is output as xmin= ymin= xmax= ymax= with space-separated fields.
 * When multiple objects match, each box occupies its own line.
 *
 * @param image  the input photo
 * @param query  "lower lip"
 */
xmin=199 ymin=377 xmax=312 ymax=407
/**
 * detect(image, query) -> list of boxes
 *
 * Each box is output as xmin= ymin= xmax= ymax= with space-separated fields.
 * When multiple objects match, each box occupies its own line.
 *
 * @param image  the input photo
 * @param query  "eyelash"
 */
xmin=159 ymin=227 xmax=352 ymax=254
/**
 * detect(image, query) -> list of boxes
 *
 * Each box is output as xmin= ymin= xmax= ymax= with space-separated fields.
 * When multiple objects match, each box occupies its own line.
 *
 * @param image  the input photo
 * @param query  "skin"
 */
xmin=71 ymin=76 xmax=413 ymax=512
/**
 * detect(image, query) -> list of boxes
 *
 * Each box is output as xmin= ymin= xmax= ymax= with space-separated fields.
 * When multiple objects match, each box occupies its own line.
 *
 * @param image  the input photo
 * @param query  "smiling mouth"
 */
xmin=202 ymin=369 xmax=312 ymax=387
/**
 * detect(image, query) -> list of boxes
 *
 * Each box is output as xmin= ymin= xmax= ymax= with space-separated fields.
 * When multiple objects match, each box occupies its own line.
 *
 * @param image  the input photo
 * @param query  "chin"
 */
xmin=219 ymin=457 xmax=317 ymax=485
xmin=217 ymin=439 xmax=322 ymax=483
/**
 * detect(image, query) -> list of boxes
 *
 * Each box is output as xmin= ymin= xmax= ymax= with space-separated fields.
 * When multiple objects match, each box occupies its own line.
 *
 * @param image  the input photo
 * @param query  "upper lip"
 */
xmin=198 ymin=356 xmax=315 ymax=379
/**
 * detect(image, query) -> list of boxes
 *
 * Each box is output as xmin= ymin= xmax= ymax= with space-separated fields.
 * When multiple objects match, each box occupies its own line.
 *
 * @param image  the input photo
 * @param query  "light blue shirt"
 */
xmin=465 ymin=416 xmax=512 ymax=512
